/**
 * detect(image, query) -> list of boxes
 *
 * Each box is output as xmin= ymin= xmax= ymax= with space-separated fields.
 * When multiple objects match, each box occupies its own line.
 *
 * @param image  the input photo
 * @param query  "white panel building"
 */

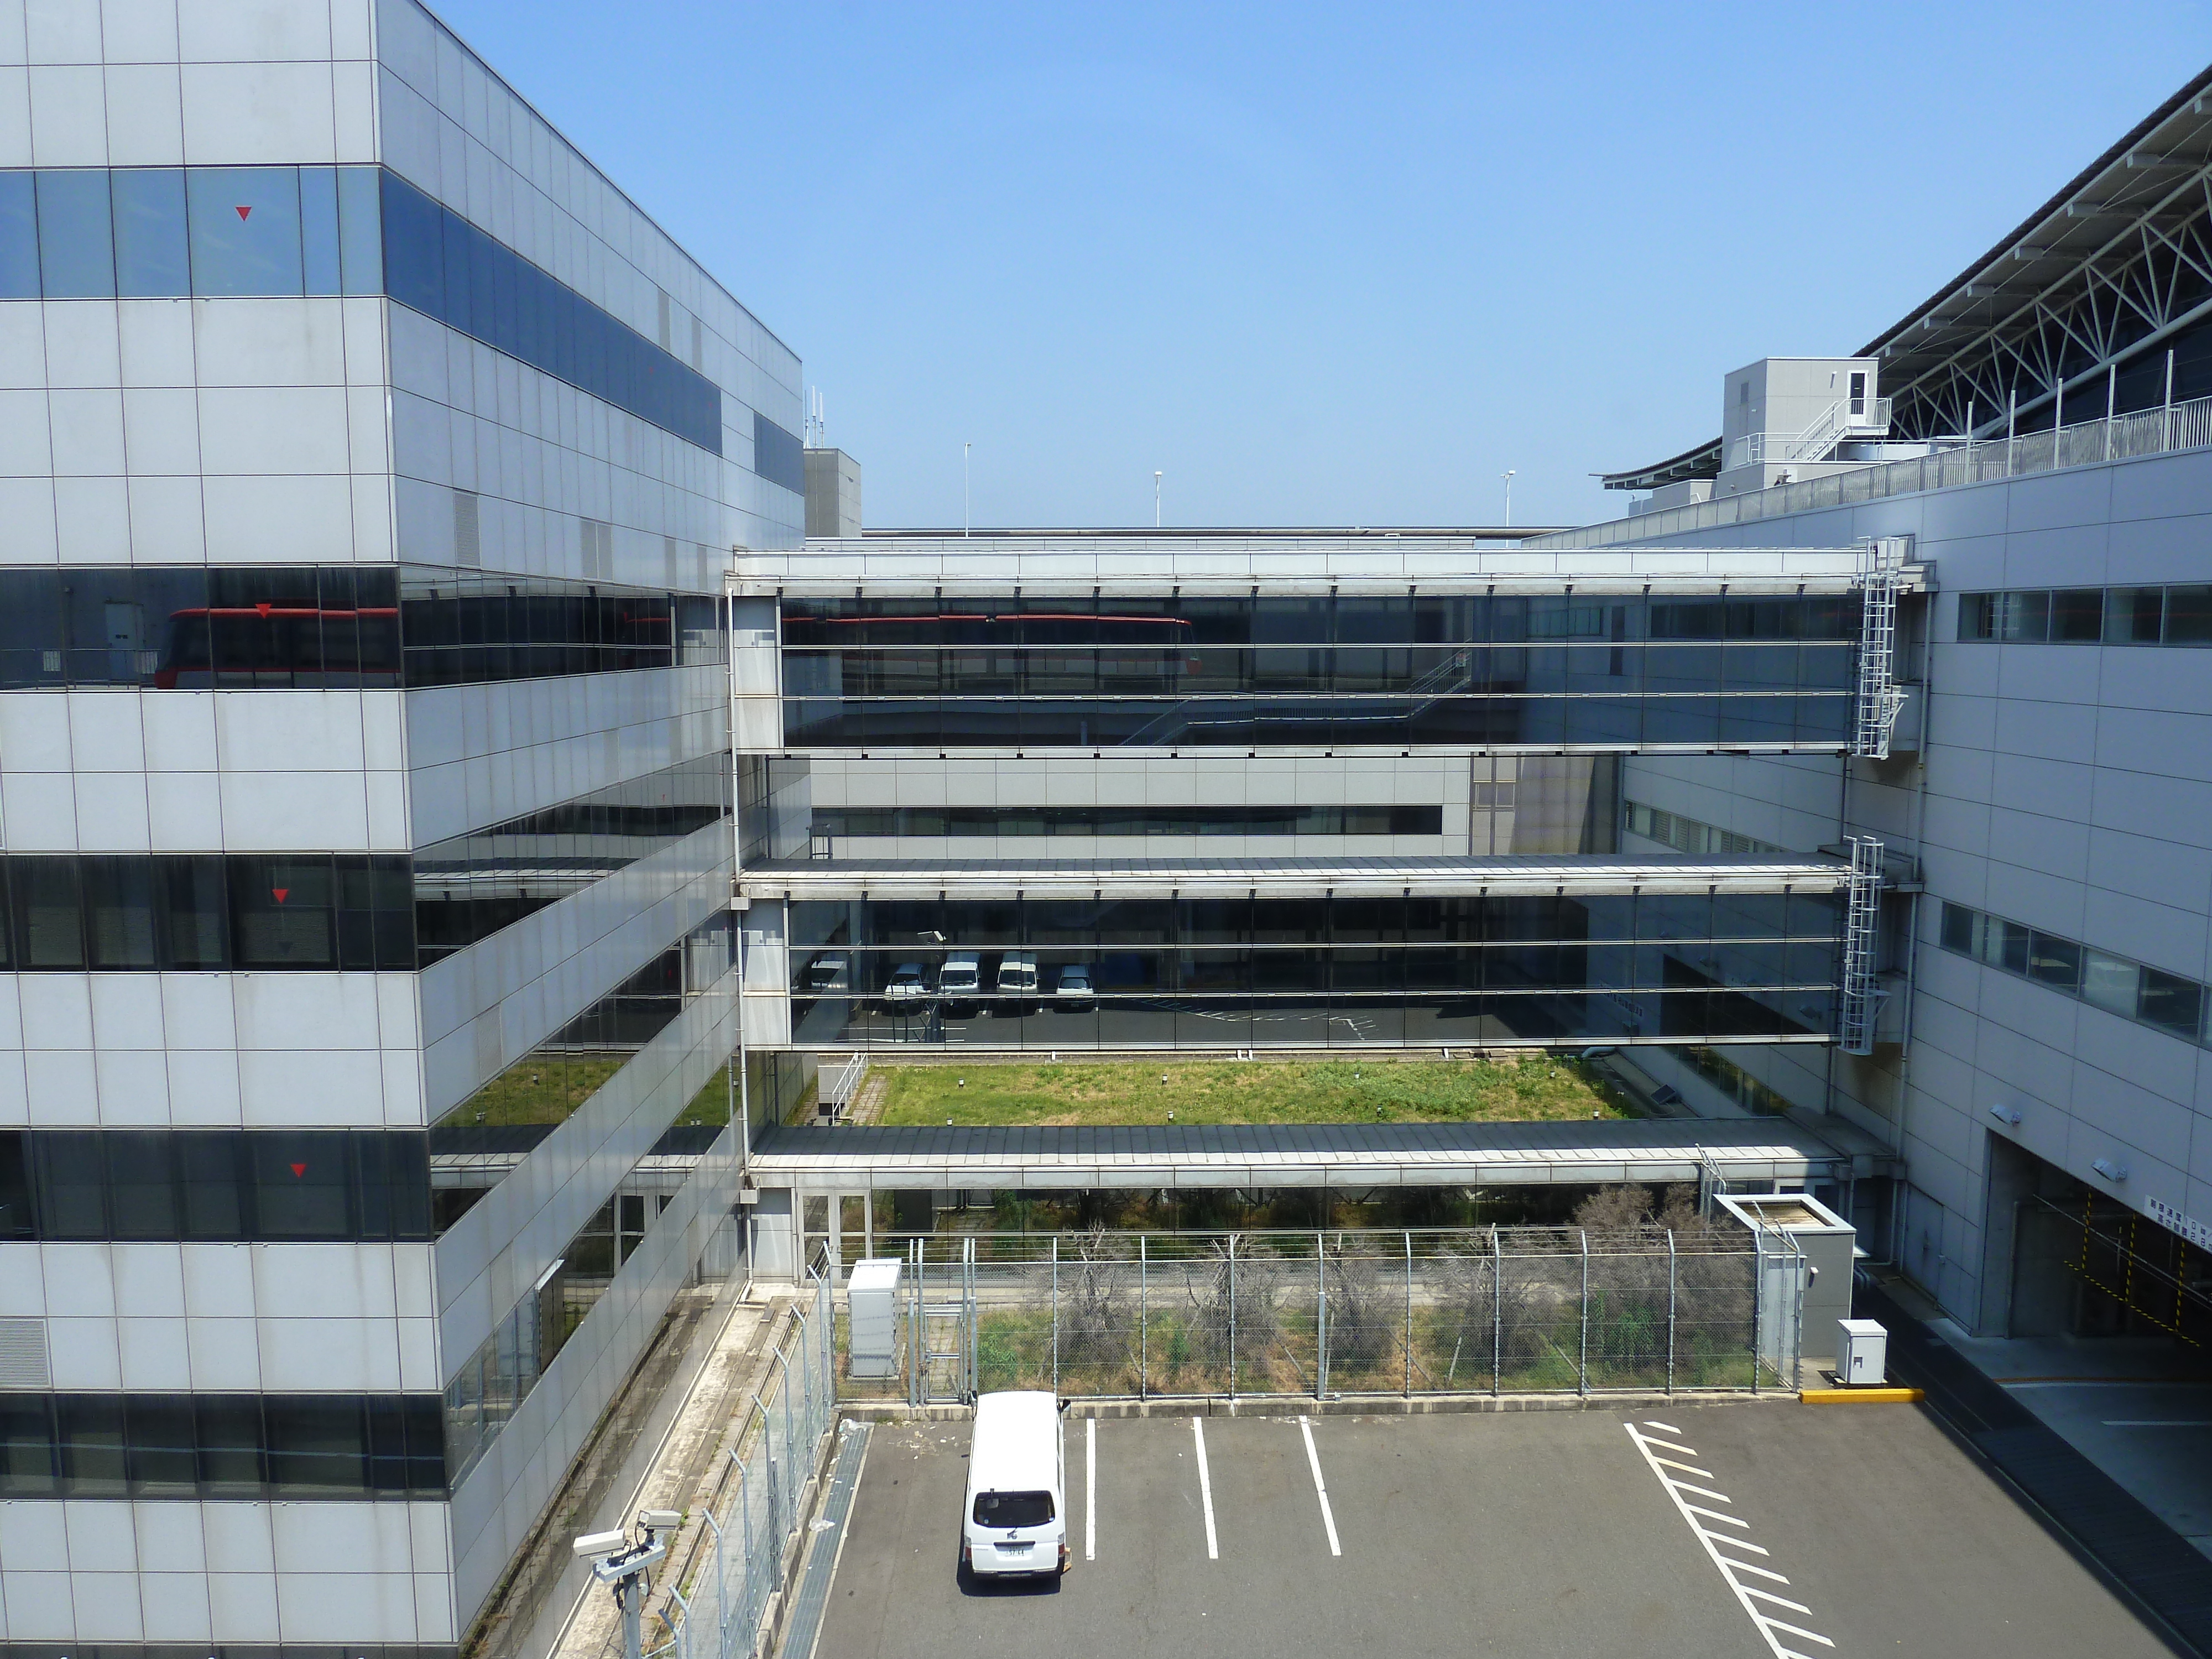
xmin=0 ymin=2 xmax=802 ymax=1653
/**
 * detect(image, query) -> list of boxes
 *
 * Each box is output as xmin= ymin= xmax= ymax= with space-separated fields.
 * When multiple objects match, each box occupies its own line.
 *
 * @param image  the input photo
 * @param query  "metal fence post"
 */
xmin=1139 ymin=1233 xmax=1147 ymax=1400
xmin=1051 ymin=1235 xmax=1060 ymax=1397
xmin=1666 ymin=1230 xmax=1678 ymax=1397
xmin=752 ymin=1390 xmax=779 ymax=1591
xmin=1490 ymin=1224 xmax=1502 ymax=1398
xmin=1750 ymin=1230 xmax=1763 ymax=1395
xmin=1404 ymin=1230 xmax=1413 ymax=1399
xmin=1227 ymin=1234 xmax=1237 ymax=1402
xmin=1577 ymin=1228 xmax=1589 ymax=1398
xmin=1315 ymin=1232 xmax=1327 ymax=1402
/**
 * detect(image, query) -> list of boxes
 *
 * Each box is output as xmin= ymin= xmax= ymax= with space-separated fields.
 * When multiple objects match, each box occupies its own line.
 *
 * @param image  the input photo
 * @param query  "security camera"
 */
xmin=572 ymin=1529 xmax=630 ymax=1560
xmin=639 ymin=1509 xmax=683 ymax=1531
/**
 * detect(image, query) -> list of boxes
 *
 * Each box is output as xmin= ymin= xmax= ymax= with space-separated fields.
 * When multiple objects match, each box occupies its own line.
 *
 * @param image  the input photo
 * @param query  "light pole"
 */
xmin=573 ymin=1510 xmax=681 ymax=1659
xmin=1501 ymin=470 xmax=1516 ymax=528
xmin=1154 ymin=471 xmax=1162 ymax=528
xmin=963 ymin=442 xmax=971 ymax=536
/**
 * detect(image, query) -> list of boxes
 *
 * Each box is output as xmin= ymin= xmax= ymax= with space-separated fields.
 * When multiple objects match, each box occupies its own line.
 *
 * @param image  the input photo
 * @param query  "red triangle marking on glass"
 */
xmin=254 ymin=601 xmax=272 ymax=617
xmin=271 ymin=887 xmax=290 ymax=904
xmin=236 ymin=205 xmax=252 ymax=220
xmin=290 ymin=1162 xmax=307 ymax=1178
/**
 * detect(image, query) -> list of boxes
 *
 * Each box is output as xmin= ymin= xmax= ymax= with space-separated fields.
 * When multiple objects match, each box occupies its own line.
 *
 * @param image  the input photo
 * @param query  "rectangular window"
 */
xmin=2026 ymin=931 xmax=2081 ymax=991
xmin=300 ymin=164 xmax=341 ymax=294
xmin=35 ymin=169 xmax=114 ymax=297
xmin=2105 ymin=587 xmax=2164 ymax=644
xmin=186 ymin=166 xmax=302 ymax=296
xmin=111 ymin=168 xmax=190 ymax=296
xmin=1996 ymin=591 xmax=2051 ymax=643
xmin=82 ymin=856 xmax=159 ymax=968
xmin=12 ymin=860 xmax=85 ymax=969
xmin=2081 ymin=950 xmax=2140 ymax=1017
xmin=105 ymin=1133 xmax=179 ymax=1239
xmin=1958 ymin=594 xmax=1996 ymax=641
xmin=0 ymin=170 xmax=37 ymax=297
xmin=2050 ymin=588 xmax=2104 ymax=643
xmin=2166 ymin=585 xmax=2212 ymax=646
xmin=228 ymin=855 xmax=335 ymax=969
xmin=2140 ymin=968 xmax=2205 ymax=1041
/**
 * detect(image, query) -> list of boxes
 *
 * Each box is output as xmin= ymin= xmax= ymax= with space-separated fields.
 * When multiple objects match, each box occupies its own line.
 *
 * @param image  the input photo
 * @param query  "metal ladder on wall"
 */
xmin=1838 ymin=834 xmax=1885 ymax=1056
xmin=1851 ymin=537 xmax=1909 ymax=760
xmin=907 ymin=1234 xmax=976 ymax=1406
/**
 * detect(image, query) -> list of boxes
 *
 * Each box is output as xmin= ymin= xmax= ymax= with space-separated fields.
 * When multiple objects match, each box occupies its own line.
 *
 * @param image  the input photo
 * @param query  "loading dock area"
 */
xmin=813 ymin=1405 xmax=2174 ymax=1659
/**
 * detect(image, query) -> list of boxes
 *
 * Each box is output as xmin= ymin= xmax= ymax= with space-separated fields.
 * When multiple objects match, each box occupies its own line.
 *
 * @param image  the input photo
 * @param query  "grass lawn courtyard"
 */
xmin=868 ymin=1054 xmax=1634 ymax=1127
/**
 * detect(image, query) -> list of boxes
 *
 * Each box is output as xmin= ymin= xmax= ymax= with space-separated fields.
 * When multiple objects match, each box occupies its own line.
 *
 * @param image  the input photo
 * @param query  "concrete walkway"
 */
xmin=546 ymin=1291 xmax=799 ymax=1659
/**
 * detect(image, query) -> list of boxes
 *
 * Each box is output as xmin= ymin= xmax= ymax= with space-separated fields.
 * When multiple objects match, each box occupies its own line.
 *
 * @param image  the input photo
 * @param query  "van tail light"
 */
xmin=962 ymin=1543 xmax=972 ymax=1568
xmin=1060 ymin=1542 xmax=1070 ymax=1571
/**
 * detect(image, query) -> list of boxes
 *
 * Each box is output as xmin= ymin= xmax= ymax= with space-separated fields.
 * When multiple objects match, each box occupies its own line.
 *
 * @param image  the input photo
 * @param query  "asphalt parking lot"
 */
xmin=812 ymin=1403 xmax=2179 ymax=1659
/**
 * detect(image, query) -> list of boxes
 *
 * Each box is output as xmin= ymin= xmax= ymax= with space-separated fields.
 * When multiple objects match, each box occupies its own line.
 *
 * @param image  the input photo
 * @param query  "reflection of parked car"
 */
xmin=1053 ymin=963 xmax=1094 ymax=1010
xmin=884 ymin=962 xmax=930 ymax=1011
xmin=802 ymin=953 xmax=848 ymax=994
xmin=996 ymin=952 xmax=1038 ymax=1007
xmin=939 ymin=951 xmax=982 ymax=1006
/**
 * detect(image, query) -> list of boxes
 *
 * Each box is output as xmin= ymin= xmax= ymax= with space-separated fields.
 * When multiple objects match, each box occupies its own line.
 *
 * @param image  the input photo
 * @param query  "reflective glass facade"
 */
xmin=0 ymin=1394 xmax=445 ymax=1499
xmin=780 ymin=593 xmax=1859 ymax=748
xmin=0 ymin=165 xmax=727 ymax=455
xmin=1958 ymin=583 xmax=2212 ymax=645
xmin=0 ymin=1129 xmax=431 ymax=1242
xmin=0 ymin=754 xmax=725 ymax=972
xmin=413 ymin=755 xmax=729 ymax=966
xmin=784 ymin=891 xmax=1840 ymax=1049
xmin=0 ymin=566 xmax=724 ymax=691
xmin=812 ymin=805 xmax=1445 ymax=839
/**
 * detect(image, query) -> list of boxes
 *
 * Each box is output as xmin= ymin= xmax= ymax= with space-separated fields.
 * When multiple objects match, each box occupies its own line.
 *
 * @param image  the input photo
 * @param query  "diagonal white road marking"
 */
xmin=1624 ymin=1423 xmax=1834 ymax=1659
xmin=1297 ymin=1417 xmax=1342 ymax=1556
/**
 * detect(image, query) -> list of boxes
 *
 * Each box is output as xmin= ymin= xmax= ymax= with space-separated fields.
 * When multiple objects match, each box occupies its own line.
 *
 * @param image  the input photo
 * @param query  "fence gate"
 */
xmin=908 ymin=1234 xmax=976 ymax=1405
xmin=1752 ymin=1227 xmax=1809 ymax=1389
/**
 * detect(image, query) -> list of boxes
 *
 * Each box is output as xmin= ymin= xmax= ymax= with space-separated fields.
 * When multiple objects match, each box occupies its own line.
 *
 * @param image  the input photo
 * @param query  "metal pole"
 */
xmin=1139 ymin=1234 xmax=1147 ymax=1400
xmin=1404 ymin=1230 xmax=1413 ymax=1399
xmin=2106 ymin=362 xmax=2117 ymax=461
xmin=1051 ymin=1235 xmax=1060 ymax=1397
xmin=1315 ymin=1232 xmax=1327 ymax=1402
xmin=620 ymin=1574 xmax=643 ymax=1659
xmin=1490 ymin=1224 xmax=1502 ymax=1398
xmin=1227 ymin=1234 xmax=1237 ymax=1402
xmin=2166 ymin=348 xmax=2177 ymax=448
xmin=1577 ymin=1228 xmax=1589 ymax=1398
xmin=2007 ymin=389 xmax=2017 ymax=474
xmin=1751 ymin=1230 xmax=1763 ymax=1394
xmin=752 ymin=1390 xmax=779 ymax=1582
xmin=1666 ymin=1231 xmax=1677 ymax=1397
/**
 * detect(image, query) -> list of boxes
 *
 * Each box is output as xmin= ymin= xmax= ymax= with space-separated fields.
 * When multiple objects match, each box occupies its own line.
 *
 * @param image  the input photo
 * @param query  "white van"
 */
xmin=995 ymin=952 xmax=1039 ymax=1003
xmin=961 ymin=1390 xmax=1067 ymax=1580
xmin=939 ymin=951 xmax=983 ymax=1005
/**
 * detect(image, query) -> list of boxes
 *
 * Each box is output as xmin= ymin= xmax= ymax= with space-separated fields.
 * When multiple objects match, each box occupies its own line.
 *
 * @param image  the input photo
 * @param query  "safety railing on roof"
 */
xmin=1540 ymin=392 xmax=2212 ymax=551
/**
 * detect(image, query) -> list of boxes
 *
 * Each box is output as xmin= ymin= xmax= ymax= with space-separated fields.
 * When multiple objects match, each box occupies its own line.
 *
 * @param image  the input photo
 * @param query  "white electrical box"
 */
xmin=1836 ymin=1317 xmax=1888 ymax=1386
xmin=847 ymin=1259 xmax=903 ymax=1379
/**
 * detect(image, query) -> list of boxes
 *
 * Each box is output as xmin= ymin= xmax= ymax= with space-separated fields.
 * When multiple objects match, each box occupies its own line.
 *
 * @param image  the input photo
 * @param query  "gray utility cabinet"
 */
xmin=847 ymin=1258 xmax=903 ymax=1379
xmin=1717 ymin=1192 xmax=1858 ymax=1375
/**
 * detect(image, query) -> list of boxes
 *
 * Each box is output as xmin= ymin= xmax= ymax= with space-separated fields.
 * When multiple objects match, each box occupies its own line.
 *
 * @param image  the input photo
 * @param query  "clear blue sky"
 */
xmin=430 ymin=1 xmax=2206 ymax=530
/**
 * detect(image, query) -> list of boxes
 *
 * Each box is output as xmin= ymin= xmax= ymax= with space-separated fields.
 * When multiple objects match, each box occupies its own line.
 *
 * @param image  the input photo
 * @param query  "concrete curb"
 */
xmin=836 ymin=1389 xmax=1798 ymax=1423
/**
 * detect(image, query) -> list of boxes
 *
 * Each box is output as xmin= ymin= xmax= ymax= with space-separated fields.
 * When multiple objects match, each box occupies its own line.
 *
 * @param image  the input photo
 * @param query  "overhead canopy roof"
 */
xmin=742 ymin=853 xmax=1848 ymax=902
xmin=1600 ymin=62 xmax=2212 ymax=485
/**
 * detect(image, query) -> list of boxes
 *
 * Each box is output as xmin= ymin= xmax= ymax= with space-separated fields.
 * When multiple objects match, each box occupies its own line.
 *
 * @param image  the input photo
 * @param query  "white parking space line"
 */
xmin=1297 ymin=1417 xmax=1342 ymax=1557
xmin=1624 ymin=1422 xmax=1834 ymax=1658
xmin=1192 ymin=1417 xmax=1219 ymax=1559
xmin=1085 ymin=1417 xmax=1097 ymax=1561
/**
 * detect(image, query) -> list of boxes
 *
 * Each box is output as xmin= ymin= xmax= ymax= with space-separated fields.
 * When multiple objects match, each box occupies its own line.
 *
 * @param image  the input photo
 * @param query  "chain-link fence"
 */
xmin=644 ymin=1269 xmax=834 ymax=1659
xmin=837 ymin=1226 xmax=1796 ymax=1402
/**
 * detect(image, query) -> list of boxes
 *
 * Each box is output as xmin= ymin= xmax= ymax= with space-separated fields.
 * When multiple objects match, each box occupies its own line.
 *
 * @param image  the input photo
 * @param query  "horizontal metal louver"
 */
xmin=0 ymin=1318 xmax=51 ymax=1389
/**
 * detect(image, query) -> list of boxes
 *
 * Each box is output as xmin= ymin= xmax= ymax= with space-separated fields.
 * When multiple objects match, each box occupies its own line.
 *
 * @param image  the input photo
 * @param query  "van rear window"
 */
xmin=974 ymin=1490 xmax=1053 ymax=1527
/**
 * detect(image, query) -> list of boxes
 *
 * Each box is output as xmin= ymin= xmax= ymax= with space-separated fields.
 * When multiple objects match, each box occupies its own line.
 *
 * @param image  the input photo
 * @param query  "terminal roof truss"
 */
xmin=1600 ymin=62 xmax=2212 ymax=483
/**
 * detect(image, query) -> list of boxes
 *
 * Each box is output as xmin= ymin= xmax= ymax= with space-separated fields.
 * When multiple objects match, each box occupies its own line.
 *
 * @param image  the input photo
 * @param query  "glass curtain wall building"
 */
xmin=0 ymin=4 xmax=797 ymax=1656
xmin=727 ymin=538 xmax=1886 ymax=1060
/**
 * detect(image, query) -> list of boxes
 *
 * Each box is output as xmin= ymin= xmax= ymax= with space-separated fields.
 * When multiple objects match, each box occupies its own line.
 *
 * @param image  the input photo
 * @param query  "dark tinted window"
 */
xmin=974 ymin=1490 xmax=1055 ymax=1527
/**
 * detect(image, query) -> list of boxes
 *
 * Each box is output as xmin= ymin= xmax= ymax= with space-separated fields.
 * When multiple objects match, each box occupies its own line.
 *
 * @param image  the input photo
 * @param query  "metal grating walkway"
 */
xmin=779 ymin=1421 xmax=872 ymax=1659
